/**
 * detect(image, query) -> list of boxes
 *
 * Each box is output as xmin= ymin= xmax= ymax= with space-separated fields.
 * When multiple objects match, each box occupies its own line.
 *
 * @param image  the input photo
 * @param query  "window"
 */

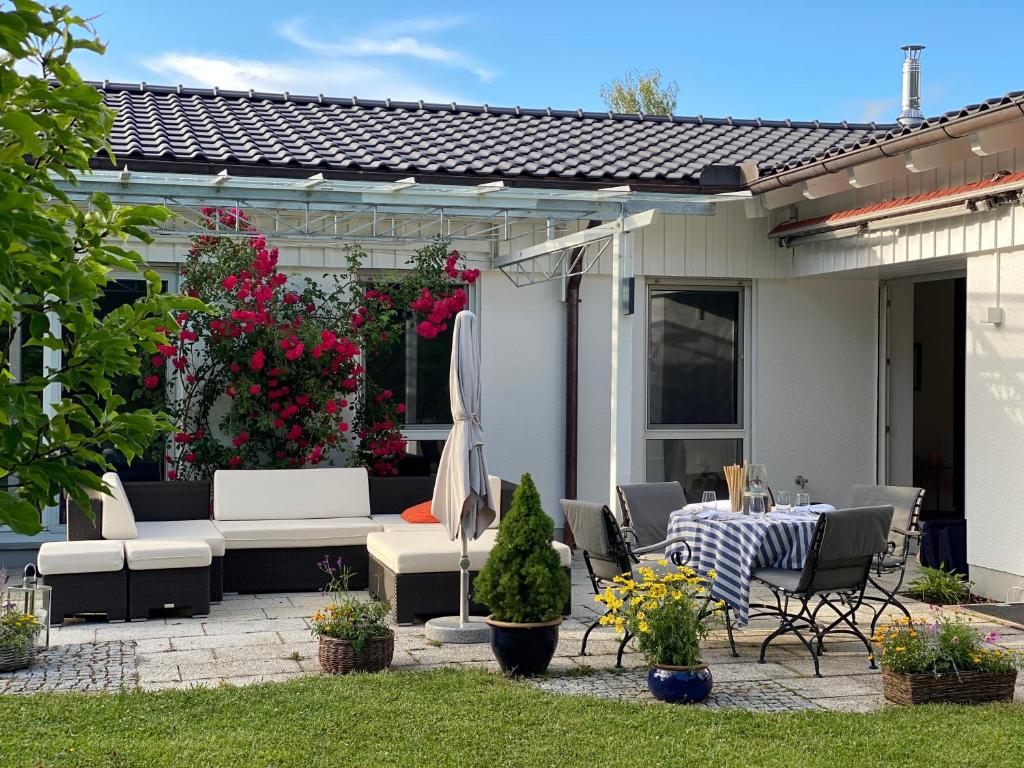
xmin=648 ymin=288 xmax=741 ymax=427
xmin=368 ymin=318 xmax=454 ymax=426
xmin=645 ymin=286 xmax=747 ymax=495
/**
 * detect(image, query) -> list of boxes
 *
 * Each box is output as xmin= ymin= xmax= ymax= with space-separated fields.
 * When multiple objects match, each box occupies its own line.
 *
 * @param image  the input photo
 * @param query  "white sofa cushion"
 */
xmin=213 ymin=468 xmax=371 ymax=521
xmin=213 ymin=517 xmax=383 ymax=549
xmin=38 ymin=540 xmax=125 ymax=576
xmin=100 ymin=472 xmax=138 ymax=540
xmin=123 ymin=539 xmax=212 ymax=571
xmin=369 ymin=514 xmax=440 ymax=532
xmin=135 ymin=520 xmax=226 ymax=557
xmin=366 ymin=529 xmax=572 ymax=574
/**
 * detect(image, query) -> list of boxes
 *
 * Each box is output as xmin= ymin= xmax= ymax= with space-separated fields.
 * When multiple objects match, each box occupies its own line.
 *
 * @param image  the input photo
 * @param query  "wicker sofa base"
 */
xmin=210 ymin=555 xmax=224 ymax=602
xmin=44 ymin=569 xmax=129 ymax=625
xmin=369 ymin=557 xmax=572 ymax=625
xmin=129 ymin=566 xmax=211 ymax=620
xmin=222 ymin=545 xmax=369 ymax=594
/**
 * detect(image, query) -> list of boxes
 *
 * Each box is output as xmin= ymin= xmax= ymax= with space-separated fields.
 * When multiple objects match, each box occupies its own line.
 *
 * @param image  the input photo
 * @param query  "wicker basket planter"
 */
xmin=0 ymin=645 xmax=37 ymax=673
xmin=318 ymin=630 xmax=395 ymax=675
xmin=882 ymin=668 xmax=1017 ymax=705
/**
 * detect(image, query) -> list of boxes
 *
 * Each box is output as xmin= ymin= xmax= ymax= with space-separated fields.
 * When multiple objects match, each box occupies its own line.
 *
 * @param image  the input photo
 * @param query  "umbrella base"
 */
xmin=424 ymin=616 xmax=491 ymax=644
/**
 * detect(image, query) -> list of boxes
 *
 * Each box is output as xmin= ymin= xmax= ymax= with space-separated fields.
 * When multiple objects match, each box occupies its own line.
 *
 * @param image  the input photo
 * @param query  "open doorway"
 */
xmin=885 ymin=275 xmax=965 ymax=521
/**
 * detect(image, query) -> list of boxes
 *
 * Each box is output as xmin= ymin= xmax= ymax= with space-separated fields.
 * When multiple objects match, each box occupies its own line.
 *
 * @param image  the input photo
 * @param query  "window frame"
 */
xmin=643 ymin=281 xmax=751 ymax=482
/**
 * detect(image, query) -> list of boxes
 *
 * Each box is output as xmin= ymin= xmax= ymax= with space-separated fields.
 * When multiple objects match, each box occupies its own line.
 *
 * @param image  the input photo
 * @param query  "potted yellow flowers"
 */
xmin=596 ymin=563 xmax=722 ymax=703
xmin=874 ymin=611 xmax=1021 ymax=705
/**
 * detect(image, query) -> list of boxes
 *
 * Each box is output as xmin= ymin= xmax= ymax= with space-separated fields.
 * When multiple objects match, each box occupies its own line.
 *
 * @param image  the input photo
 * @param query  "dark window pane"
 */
xmin=646 ymin=438 xmax=742 ymax=502
xmin=648 ymin=289 xmax=740 ymax=426
xmin=368 ymin=319 xmax=453 ymax=425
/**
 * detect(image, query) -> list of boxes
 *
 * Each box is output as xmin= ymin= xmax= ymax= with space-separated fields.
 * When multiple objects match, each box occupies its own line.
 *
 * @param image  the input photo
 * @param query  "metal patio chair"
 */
xmin=847 ymin=484 xmax=925 ymax=634
xmin=615 ymin=481 xmax=688 ymax=557
xmin=752 ymin=505 xmax=893 ymax=677
xmin=560 ymin=499 xmax=700 ymax=664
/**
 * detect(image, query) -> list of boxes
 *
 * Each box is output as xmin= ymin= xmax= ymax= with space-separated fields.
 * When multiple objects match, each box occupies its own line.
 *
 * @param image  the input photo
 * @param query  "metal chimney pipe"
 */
xmin=898 ymin=45 xmax=925 ymax=127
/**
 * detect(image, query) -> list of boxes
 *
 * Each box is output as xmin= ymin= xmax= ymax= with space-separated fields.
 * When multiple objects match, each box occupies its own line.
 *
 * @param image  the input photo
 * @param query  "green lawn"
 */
xmin=1 ymin=669 xmax=1022 ymax=768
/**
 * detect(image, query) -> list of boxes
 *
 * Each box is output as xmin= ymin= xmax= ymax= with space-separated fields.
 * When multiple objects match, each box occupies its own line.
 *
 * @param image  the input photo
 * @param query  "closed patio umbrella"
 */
xmin=425 ymin=310 xmax=496 ymax=642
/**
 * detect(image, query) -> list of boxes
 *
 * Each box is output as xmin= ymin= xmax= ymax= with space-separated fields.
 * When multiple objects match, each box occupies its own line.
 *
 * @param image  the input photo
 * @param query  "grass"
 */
xmin=1 ymin=669 xmax=1023 ymax=767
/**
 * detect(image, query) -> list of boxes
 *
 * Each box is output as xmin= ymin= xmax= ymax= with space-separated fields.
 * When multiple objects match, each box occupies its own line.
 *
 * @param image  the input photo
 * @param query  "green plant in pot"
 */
xmin=596 ymin=564 xmax=722 ymax=703
xmin=473 ymin=473 xmax=570 ymax=676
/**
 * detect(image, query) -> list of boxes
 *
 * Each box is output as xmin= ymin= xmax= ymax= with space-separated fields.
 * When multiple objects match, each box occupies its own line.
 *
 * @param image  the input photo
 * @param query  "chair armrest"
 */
xmin=893 ymin=527 xmax=921 ymax=539
xmin=632 ymin=535 xmax=692 ymax=566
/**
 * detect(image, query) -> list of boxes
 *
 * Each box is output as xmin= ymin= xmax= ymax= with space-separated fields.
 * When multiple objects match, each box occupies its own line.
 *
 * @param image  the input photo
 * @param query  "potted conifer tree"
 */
xmin=473 ymin=473 xmax=571 ymax=676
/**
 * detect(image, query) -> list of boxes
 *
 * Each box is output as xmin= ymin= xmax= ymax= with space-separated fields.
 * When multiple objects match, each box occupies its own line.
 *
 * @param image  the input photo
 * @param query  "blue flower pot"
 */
xmin=647 ymin=664 xmax=713 ymax=704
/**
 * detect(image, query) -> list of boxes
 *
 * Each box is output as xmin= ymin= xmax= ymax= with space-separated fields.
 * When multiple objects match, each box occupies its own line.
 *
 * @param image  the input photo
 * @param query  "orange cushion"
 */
xmin=400 ymin=501 xmax=439 ymax=524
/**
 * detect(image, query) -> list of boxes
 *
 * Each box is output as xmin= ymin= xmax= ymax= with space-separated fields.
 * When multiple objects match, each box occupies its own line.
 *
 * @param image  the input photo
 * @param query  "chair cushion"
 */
xmin=135 ymin=520 xmax=226 ymax=557
xmin=38 ymin=540 xmax=125 ymax=576
xmin=213 ymin=468 xmax=370 ymax=521
xmin=123 ymin=539 xmax=211 ymax=571
xmin=369 ymin=514 xmax=416 ymax=532
xmin=213 ymin=517 xmax=383 ymax=549
xmin=100 ymin=472 xmax=138 ymax=540
xmin=367 ymin=529 xmax=572 ymax=574
xmin=400 ymin=501 xmax=439 ymax=524
xmin=753 ymin=567 xmax=803 ymax=592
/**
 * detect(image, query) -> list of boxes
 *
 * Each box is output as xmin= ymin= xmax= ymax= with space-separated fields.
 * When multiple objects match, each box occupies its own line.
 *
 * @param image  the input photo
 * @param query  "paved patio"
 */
xmin=4 ymin=558 xmax=1022 ymax=710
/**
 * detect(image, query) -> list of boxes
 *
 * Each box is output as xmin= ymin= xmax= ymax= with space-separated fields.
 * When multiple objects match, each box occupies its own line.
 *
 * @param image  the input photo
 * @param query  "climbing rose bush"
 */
xmin=153 ymin=209 xmax=476 ymax=478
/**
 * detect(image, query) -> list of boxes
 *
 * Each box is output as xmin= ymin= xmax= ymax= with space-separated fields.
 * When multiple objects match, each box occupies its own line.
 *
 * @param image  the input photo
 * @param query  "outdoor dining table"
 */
xmin=665 ymin=500 xmax=834 ymax=626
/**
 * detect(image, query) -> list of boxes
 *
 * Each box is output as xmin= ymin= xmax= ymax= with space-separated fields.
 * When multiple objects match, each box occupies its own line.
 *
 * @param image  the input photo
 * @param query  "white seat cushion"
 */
xmin=135 ymin=520 xmax=226 ymax=557
xmin=369 ymin=514 xmax=442 ymax=532
xmin=213 ymin=518 xmax=383 ymax=549
xmin=213 ymin=468 xmax=371 ymax=521
xmin=123 ymin=539 xmax=211 ymax=571
xmin=100 ymin=472 xmax=138 ymax=540
xmin=366 ymin=529 xmax=572 ymax=574
xmin=38 ymin=540 xmax=125 ymax=576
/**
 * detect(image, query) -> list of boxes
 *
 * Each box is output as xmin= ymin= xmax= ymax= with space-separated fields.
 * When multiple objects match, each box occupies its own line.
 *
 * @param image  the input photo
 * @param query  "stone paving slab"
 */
xmin=0 ymin=642 xmax=137 ymax=694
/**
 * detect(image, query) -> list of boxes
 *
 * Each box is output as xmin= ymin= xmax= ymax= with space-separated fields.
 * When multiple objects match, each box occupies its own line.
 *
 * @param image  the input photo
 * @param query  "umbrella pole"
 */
xmin=459 ymin=520 xmax=470 ymax=626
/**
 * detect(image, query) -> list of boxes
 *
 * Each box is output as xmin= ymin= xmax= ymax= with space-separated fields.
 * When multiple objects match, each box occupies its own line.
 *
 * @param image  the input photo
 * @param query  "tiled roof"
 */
xmin=761 ymin=91 xmax=1024 ymax=177
xmin=768 ymin=171 xmax=1024 ymax=236
xmin=93 ymin=82 xmax=889 ymax=191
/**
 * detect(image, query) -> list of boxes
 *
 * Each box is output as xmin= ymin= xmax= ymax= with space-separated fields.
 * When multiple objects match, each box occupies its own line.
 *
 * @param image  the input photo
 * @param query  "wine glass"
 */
xmin=776 ymin=490 xmax=792 ymax=512
xmin=795 ymin=492 xmax=811 ymax=513
xmin=701 ymin=490 xmax=717 ymax=513
xmin=748 ymin=464 xmax=768 ymax=495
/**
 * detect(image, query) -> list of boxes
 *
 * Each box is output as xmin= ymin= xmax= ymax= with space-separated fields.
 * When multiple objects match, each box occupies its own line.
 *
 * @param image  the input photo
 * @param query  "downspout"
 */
xmin=563 ymin=220 xmax=601 ymax=547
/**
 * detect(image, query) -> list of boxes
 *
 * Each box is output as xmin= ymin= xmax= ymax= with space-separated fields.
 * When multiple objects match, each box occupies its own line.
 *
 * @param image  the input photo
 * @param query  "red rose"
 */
xmin=250 ymin=349 xmax=266 ymax=370
xmin=167 ymin=470 xmax=178 ymax=481
xmin=396 ymin=403 xmax=407 ymax=414
xmin=184 ymin=452 xmax=196 ymax=463
xmin=249 ymin=384 xmax=261 ymax=395
xmin=228 ymin=455 xmax=243 ymax=468
xmin=339 ymin=422 xmax=349 ymax=433
xmin=286 ymin=425 xmax=302 ymax=441
xmin=143 ymin=375 xmax=160 ymax=389
xmin=230 ymin=362 xmax=241 ymax=373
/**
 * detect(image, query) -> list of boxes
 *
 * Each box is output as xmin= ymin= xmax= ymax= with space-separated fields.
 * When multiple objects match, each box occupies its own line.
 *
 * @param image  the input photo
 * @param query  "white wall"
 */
xmin=965 ymin=249 xmax=1024 ymax=597
xmin=478 ymin=271 xmax=567 ymax=527
xmin=887 ymin=282 xmax=915 ymax=486
xmin=754 ymin=278 xmax=879 ymax=505
xmin=576 ymin=275 xmax=613 ymax=507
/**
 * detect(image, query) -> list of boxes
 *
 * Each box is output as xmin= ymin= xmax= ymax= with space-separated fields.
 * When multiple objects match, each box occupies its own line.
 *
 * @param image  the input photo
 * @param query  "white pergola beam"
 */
xmin=608 ymin=228 xmax=635 ymax=512
xmin=494 ymin=209 xmax=657 ymax=270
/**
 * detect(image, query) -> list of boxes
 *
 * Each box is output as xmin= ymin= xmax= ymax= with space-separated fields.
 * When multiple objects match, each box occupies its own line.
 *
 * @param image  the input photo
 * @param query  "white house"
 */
xmin=5 ymin=56 xmax=1023 ymax=600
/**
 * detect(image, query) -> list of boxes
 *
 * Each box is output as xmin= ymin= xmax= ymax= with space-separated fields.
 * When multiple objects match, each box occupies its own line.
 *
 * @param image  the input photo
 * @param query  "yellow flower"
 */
xmin=671 ymin=590 xmax=683 ymax=601
xmin=614 ymin=617 xmax=624 ymax=633
xmin=645 ymin=600 xmax=659 ymax=612
xmin=894 ymin=646 xmax=906 ymax=653
xmin=649 ymin=583 xmax=667 ymax=599
xmin=638 ymin=620 xmax=650 ymax=633
xmin=657 ymin=558 xmax=668 ymax=567
xmin=630 ymin=596 xmax=643 ymax=606
xmin=707 ymin=569 xmax=718 ymax=580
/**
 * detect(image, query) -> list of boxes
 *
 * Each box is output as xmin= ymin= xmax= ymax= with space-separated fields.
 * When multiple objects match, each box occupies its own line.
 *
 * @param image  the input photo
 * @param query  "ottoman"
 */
xmin=37 ymin=540 xmax=128 ymax=625
xmin=123 ymin=539 xmax=212 ymax=620
xmin=367 ymin=529 xmax=573 ymax=624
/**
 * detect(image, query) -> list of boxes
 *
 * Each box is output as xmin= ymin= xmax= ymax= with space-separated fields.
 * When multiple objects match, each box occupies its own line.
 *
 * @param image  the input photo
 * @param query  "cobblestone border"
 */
xmin=0 ymin=641 xmax=138 ymax=694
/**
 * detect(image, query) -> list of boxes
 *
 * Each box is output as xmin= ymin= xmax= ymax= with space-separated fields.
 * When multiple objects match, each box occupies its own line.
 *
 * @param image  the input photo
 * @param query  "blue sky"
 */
xmin=74 ymin=0 xmax=1010 ymax=124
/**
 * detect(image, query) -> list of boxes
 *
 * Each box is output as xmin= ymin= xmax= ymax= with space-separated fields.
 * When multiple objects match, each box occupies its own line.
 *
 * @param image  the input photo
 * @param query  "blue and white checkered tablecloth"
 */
xmin=666 ymin=505 xmax=824 ymax=626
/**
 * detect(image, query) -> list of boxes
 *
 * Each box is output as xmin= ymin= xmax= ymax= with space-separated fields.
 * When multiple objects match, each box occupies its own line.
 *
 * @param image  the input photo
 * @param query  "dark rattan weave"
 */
xmin=44 ymin=569 xmax=128 ymax=625
xmin=223 ymin=545 xmax=369 ymax=594
xmin=123 ymin=480 xmax=211 ymax=521
xmin=128 ymin=566 xmax=210 ymax=620
xmin=882 ymin=668 xmax=1017 ymax=705
xmin=369 ymin=558 xmax=571 ymax=624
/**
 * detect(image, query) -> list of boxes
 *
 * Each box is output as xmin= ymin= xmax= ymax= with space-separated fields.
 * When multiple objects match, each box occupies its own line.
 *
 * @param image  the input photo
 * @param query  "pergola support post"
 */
xmin=608 ymin=227 xmax=635 ymax=515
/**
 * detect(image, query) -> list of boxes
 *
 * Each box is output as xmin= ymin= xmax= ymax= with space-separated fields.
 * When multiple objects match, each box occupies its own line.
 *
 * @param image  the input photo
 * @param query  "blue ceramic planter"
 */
xmin=647 ymin=664 xmax=713 ymax=704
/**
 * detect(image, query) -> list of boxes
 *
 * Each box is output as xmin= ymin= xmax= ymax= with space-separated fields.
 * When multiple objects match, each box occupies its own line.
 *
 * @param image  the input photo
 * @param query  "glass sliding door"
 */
xmin=645 ymin=286 xmax=747 ymax=501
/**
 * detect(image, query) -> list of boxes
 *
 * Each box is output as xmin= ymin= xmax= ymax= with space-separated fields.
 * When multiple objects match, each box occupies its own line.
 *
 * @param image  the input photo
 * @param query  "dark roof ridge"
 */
xmin=90 ymin=80 xmax=892 ymax=131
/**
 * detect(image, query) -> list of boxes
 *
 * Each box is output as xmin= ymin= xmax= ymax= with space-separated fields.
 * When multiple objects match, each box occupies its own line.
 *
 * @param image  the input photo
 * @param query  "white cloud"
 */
xmin=278 ymin=17 xmax=494 ymax=82
xmin=143 ymin=52 xmax=462 ymax=103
